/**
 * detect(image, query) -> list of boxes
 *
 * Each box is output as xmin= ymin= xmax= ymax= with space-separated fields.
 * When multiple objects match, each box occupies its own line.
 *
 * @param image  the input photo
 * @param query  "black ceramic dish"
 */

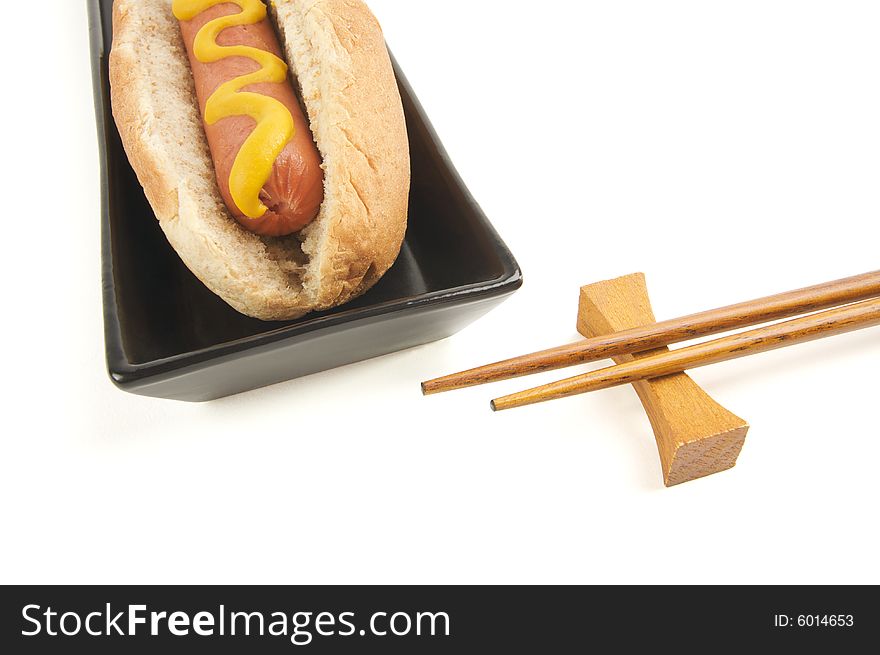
xmin=87 ymin=0 xmax=522 ymax=401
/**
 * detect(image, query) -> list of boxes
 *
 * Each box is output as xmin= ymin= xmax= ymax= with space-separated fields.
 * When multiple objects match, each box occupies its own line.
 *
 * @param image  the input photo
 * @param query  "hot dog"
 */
xmin=109 ymin=0 xmax=410 ymax=320
xmin=175 ymin=0 xmax=324 ymax=237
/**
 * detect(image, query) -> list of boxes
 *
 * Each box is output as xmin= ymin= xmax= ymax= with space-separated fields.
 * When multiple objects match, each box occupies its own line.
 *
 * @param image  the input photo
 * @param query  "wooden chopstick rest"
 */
xmin=422 ymin=270 xmax=880 ymax=486
xmin=578 ymin=274 xmax=749 ymax=487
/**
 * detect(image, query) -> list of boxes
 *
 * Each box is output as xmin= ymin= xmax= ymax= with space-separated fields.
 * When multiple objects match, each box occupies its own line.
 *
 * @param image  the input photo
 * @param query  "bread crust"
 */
xmin=109 ymin=0 xmax=410 ymax=320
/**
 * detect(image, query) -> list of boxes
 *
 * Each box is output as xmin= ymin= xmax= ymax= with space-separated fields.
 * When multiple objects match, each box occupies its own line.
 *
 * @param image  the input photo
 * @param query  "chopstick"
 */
xmin=421 ymin=270 xmax=880 ymax=395
xmin=490 ymin=298 xmax=880 ymax=412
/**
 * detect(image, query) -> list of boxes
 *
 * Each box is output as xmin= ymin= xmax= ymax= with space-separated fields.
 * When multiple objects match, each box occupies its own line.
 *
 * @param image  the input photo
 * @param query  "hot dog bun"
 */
xmin=109 ymin=0 xmax=410 ymax=320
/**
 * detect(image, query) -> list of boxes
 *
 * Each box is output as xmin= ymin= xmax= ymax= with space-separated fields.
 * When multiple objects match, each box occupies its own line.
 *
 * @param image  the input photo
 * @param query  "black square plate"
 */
xmin=87 ymin=0 xmax=522 ymax=401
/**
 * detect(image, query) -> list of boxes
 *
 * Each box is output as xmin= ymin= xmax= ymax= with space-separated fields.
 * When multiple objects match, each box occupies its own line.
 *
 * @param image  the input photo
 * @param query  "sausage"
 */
xmin=175 ymin=1 xmax=324 ymax=237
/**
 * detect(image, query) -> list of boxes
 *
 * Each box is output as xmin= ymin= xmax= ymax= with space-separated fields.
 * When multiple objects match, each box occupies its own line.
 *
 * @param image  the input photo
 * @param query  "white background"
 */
xmin=2 ymin=0 xmax=878 ymax=584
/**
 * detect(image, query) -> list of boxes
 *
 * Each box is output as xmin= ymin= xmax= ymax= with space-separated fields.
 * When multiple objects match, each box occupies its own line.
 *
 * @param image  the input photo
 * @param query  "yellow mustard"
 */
xmin=173 ymin=0 xmax=294 ymax=219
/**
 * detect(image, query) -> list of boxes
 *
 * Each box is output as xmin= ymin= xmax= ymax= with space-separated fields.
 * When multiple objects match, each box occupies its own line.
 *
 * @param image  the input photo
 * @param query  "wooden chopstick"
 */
xmin=490 ymin=298 xmax=880 ymax=412
xmin=421 ymin=270 xmax=880 ymax=395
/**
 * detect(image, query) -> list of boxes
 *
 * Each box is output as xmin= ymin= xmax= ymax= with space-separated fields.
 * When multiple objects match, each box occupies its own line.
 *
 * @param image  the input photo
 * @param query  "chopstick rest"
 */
xmin=579 ymin=274 xmax=749 ymax=487
xmin=423 ymin=269 xmax=880 ymax=486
